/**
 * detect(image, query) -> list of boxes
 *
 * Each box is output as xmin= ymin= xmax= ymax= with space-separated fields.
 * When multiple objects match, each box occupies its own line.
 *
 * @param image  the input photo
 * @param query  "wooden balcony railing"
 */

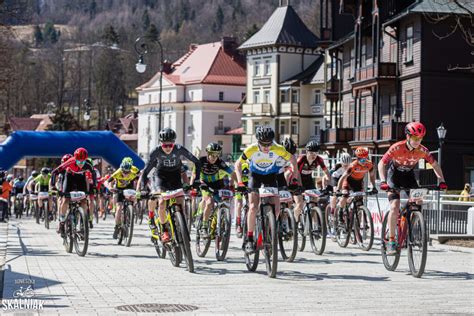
xmin=280 ymin=103 xmax=299 ymax=115
xmin=355 ymin=62 xmax=396 ymax=83
xmin=354 ymin=125 xmax=377 ymax=142
xmin=325 ymin=128 xmax=354 ymax=143
xmin=381 ymin=121 xmax=406 ymax=141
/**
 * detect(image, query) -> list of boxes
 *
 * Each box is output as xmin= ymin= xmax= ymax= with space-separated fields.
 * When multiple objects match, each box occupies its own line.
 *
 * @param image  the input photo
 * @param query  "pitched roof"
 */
xmin=137 ymin=39 xmax=246 ymax=90
xmin=280 ymin=57 xmax=324 ymax=86
xmin=239 ymin=5 xmax=320 ymax=50
xmin=30 ymin=114 xmax=53 ymax=131
xmin=8 ymin=117 xmax=42 ymax=131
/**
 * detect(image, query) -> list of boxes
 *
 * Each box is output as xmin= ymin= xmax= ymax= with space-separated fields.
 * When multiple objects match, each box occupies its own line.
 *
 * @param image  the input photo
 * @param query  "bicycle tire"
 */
xmin=35 ymin=205 xmax=40 ymax=224
xmin=73 ymin=207 xmax=89 ymax=257
xmin=195 ymin=216 xmax=211 ymax=257
xmin=309 ymin=206 xmax=326 ymax=255
xmin=44 ymin=201 xmax=50 ymax=230
xmin=243 ymin=215 xmax=259 ymax=272
xmin=175 ymin=211 xmax=194 ymax=273
xmin=94 ymin=200 xmax=99 ymax=224
xmin=297 ymin=213 xmax=306 ymax=252
xmin=381 ymin=211 xmax=401 ymax=271
xmin=325 ymin=204 xmax=337 ymax=242
xmin=63 ymin=216 xmax=74 ymax=253
xmin=407 ymin=211 xmax=427 ymax=278
xmin=263 ymin=206 xmax=278 ymax=278
xmin=125 ymin=204 xmax=135 ymax=247
xmin=355 ymin=206 xmax=374 ymax=251
xmin=215 ymin=207 xmax=231 ymax=261
xmin=336 ymin=207 xmax=351 ymax=248
xmin=278 ymin=207 xmax=298 ymax=262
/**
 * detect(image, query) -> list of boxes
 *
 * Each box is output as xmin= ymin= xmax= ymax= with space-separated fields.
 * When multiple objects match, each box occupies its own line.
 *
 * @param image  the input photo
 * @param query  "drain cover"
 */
xmin=116 ymin=303 xmax=198 ymax=313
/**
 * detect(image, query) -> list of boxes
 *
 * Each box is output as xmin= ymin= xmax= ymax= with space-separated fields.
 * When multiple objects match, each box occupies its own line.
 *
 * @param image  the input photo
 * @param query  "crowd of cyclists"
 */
xmin=0 ymin=121 xmax=447 ymax=278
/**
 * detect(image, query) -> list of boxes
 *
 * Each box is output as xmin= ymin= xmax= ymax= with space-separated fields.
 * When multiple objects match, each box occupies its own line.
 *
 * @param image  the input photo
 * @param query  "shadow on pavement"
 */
xmin=277 ymin=270 xmax=390 ymax=282
xmin=422 ymin=270 xmax=473 ymax=280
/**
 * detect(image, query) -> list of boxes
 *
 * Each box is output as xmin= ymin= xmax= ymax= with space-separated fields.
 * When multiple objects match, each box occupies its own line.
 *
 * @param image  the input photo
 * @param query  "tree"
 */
xmin=48 ymin=109 xmax=82 ymax=131
xmin=142 ymin=9 xmax=150 ymax=31
xmin=244 ymin=24 xmax=260 ymax=41
xmin=102 ymin=24 xmax=119 ymax=45
xmin=215 ymin=5 xmax=224 ymax=32
xmin=33 ymin=24 xmax=43 ymax=47
xmin=43 ymin=21 xmax=59 ymax=44
xmin=89 ymin=0 xmax=97 ymax=19
xmin=145 ymin=23 xmax=159 ymax=43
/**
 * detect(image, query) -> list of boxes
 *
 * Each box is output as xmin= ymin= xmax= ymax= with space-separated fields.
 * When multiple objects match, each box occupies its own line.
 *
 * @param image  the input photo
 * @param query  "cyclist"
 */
xmin=0 ymin=170 xmax=12 ymax=222
xmin=23 ymin=170 xmax=39 ymax=214
xmin=328 ymin=153 xmax=352 ymax=217
xmin=234 ymin=161 xmax=250 ymax=238
xmin=105 ymin=160 xmax=140 ymax=239
xmin=12 ymin=176 xmax=26 ymax=212
xmin=235 ymin=125 xmax=301 ymax=254
xmin=378 ymin=122 xmax=446 ymax=255
xmin=336 ymin=147 xmax=377 ymax=219
xmin=192 ymin=142 xmax=236 ymax=239
xmin=140 ymin=128 xmax=201 ymax=243
xmin=50 ymin=148 xmax=97 ymax=236
xmin=29 ymin=167 xmax=53 ymax=217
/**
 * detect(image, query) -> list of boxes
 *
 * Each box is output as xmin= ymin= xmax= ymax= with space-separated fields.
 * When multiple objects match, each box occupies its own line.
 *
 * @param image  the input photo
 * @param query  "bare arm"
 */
xmin=378 ymin=160 xmax=388 ymax=183
xmin=430 ymin=160 xmax=445 ymax=183
xmin=234 ymin=159 xmax=243 ymax=184
xmin=369 ymin=168 xmax=377 ymax=188
xmin=289 ymin=156 xmax=301 ymax=185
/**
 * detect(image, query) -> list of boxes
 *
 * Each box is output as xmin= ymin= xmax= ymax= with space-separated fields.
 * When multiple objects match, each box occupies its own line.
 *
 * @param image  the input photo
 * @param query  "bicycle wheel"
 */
xmin=63 ymin=216 xmax=74 ymax=253
xmin=309 ymin=206 xmax=326 ymax=255
xmin=381 ymin=212 xmax=401 ymax=271
xmin=175 ymin=211 xmax=194 ymax=273
xmin=44 ymin=202 xmax=50 ymax=230
xmin=325 ymin=204 xmax=337 ymax=242
xmin=278 ymin=207 xmax=298 ymax=262
xmin=195 ymin=216 xmax=211 ymax=257
xmin=94 ymin=200 xmax=99 ymax=224
xmin=35 ymin=205 xmax=40 ymax=224
xmin=354 ymin=206 xmax=374 ymax=251
xmin=215 ymin=207 xmax=231 ymax=261
xmin=336 ymin=207 xmax=351 ymax=248
xmin=407 ymin=211 xmax=427 ymax=278
xmin=124 ymin=205 xmax=135 ymax=247
xmin=139 ymin=201 xmax=145 ymax=225
xmin=243 ymin=216 xmax=259 ymax=272
xmin=297 ymin=213 xmax=306 ymax=251
xmin=263 ymin=206 xmax=278 ymax=278
xmin=73 ymin=207 xmax=89 ymax=257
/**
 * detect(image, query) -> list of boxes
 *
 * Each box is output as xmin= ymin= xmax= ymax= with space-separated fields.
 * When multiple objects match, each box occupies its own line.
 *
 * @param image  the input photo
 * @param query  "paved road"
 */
xmin=1 ymin=215 xmax=473 ymax=315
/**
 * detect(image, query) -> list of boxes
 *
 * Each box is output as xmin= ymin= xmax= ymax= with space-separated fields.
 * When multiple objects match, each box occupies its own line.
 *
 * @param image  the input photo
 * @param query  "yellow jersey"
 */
xmin=239 ymin=143 xmax=291 ymax=175
xmin=110 ymin=168 xmax=139 ymax=189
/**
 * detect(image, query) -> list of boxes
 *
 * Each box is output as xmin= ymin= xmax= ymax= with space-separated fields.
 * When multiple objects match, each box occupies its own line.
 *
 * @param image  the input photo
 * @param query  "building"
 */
xmin=238 ymin=3 xmax=331 ymax=149
xmin=323 ymin=0 xmax=474 ymax=187
xmin=136 ymin=37 xmax=246 ymax=160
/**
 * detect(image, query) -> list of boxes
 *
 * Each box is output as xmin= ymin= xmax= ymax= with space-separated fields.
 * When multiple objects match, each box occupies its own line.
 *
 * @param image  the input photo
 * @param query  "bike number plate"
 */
xmin=38 ymin=192 xmax=49 ymax=199
xmin=259 ymin=187 xmax=278 ymax=197
xmin=29 ymin=194 xmax=38 ymax=201
xmin=279 ymin=190 xmax=292 ymax=202
xmin=162 ymin=189 xmax=185 ymax=200
xmin=218 ymin=189 xmax=233 ymax=199
xmin=123 ymin=189 xmax=137 ymax=201
xmin=70 ymin=191 xmax=86 ymax=201
xmin=409 ymin=188 xmax=427 ymax=202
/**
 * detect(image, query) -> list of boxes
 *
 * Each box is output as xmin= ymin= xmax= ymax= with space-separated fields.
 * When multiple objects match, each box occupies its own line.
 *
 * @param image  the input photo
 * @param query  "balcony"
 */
xmin=354 ymin=125 xmax=377 ymax=142
xmin=214 ymin=126 xmax=231 ymax=135
xmin=381 ymin=121 xmax=406 ymax=141
xmin=280 ymin=102 xmax=299 ymax=115
xmin=353 ymin=63 xmax=397 ymax=90
xmin=280 ymin=134 xmax=299 ymax=146
xmin=242 ymin=103 xmax=273 ymax=116
xmin=325 ymin=78 xmax=341 ymax=100
xmin=326 ymin=128 xmax=354 ymax=143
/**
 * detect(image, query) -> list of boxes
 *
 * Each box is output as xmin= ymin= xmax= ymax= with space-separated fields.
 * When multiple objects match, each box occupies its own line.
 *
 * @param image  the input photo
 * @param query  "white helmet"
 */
xmin=340 ymin=153 xmax=352 ymax=165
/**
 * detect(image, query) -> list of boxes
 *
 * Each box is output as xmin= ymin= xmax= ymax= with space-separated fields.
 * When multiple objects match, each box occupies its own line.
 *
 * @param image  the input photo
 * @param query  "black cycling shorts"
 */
xmin=342 ymin=177 xmax=363 ymax=192
xmin=301 ymin=175 xmax=316 ymax=190
xmin=387 ymin=164 xmax=418 ymax=201
xmin=249 ymin=172 xmax=277 ymax=191
xmin=63 ymin=173 xmax=88 ymax=193
xmin=156 ymin=170 xmax=182 ymax=191
xmin=276 ymin=173 xmax=288 ymax=189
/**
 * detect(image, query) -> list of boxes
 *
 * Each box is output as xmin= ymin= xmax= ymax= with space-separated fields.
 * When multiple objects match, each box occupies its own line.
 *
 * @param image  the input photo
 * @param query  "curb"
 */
xmin=0 ymin=221 xmax=8 ymax=300
xmin=430 ymin=240 xmax=474 ymax=254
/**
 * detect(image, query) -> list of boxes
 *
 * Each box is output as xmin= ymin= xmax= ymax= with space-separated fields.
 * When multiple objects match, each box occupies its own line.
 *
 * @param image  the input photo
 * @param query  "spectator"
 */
xmin=459 ymin=183 xmax=472 ymax=202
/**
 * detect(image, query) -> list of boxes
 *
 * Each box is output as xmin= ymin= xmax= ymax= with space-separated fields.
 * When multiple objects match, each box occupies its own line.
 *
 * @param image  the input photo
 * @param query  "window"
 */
xmin=254 ymin=62 xmax=260 ymax=76
xmin=280 ymin=121 xmax=286 ymax=134
xmin=148 ymin=95 xmax=152 ymax=104
xmin=313 ymin=121 xmax=320 ymax=136
xmin=280 ymin=90 xmax=288 ymax=103
xmin=350 ymin=47 xmax=355 ymax=78
xmin=168 ymin=92 xmax=172 ymax=102
xmin=361 ymin=40 xmax=367 ymax=67
xmin=291 ymin=89 xmax=299 ymax=103
xmin=219 ymin=91 xmax=224 ymax=101
xmin=264 ymin=90 xmax=271 ymax=103
xmin=406 ymin=25 xmax=413 ymax=63
xmin=314 ymin=90 xmax=321 ymax=105
xmin=360 ymin=98 xmax=367 ymax=126
xmin=349 ymin=101 xmax=355 ymax=128
xmin=253 ymin=91 xmax=260 ymax=104
xmin=264 ymin=60 xmax=271 ymax=75
xmin=291 ymin=121 xmax=298 ymax=134
xmin=405 ymin=90 xmax=414 ymax=121
xmin=217 ymin=140 xmax=223 ymax=146
xmin=190 ymin=91 xmax=194 ymax=101
xmin=390 ymin=36 xmax=397 ymax=63
xmin=242 ymin=120 xmax=247 ymax=133
xmin=218 ymin=114 xmax=224 ymax=129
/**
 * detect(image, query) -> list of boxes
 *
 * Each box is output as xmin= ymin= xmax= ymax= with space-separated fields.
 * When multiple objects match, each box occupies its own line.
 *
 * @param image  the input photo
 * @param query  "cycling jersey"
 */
xmin=330 ymin=163 xmax=346 ymax=179
xmin=196 ymin=157 xmax=233 ymax=184
xmin=51 ymin=157 xmax=97 ymax=193
xmin=12 ymin=180 xmax=25 ymax=194
xmin=240 ymin=143 xmax=291 ymax=175
xmin=142 ymin=144 xmax=201 ymax=186
xmin=34 ymin=174 xmax=51 ymax=187
xmin=381 ymin=140 xmax=435 ymax=172
xmin=346 ymin=160 xmax=373 ymax=181
xmin=241 ymin=162 xmax=250 ymax=183
xmin=298 ymin=156 xmax=327 ymax=176
xmin=108 ymin=168 xmax=139 ymax=189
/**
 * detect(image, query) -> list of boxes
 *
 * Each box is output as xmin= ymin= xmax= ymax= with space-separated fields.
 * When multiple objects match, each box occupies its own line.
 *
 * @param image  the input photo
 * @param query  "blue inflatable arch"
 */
xmin=0 ymin=131 xmax=144 ymax=170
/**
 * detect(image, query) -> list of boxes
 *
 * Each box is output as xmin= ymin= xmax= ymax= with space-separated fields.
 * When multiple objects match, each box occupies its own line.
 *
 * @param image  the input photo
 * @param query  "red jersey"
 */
xmin=347 ymin=160 xmax=373 ymax=181
xmin=298 ymin=155 xmax=327 ymax=177
xmin=381 ymin=140 xmax=435 ymax=172
xmin=51 ymin=157 xmax=97 ymax=186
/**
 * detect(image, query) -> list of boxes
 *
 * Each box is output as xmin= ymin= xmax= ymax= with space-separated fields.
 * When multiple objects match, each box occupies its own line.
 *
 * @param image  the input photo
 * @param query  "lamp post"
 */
xmin=83 ymin=98 xmax=91 ymax=129
xmin=436 ymin=122 xmax=447 ymax=235
xmin=134 ymin=37 xmax=164 ymax=135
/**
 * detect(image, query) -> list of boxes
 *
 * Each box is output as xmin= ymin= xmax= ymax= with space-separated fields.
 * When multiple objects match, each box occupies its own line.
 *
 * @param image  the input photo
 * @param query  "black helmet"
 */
xmin=305 ymin=140 xmax=320 ymax=152
xmin=31 ymin=170 xmax=39 ymax=177
xmin=159 ymin=128 xmax=177 ymax=142
xmin=41 ymin=167 xmax=49 ymax=174
xmin=256 ymin=125 xmax=275 ymax=143
xmin=18 ymin=176 xmax=24 ymax=182
xmin=282 ymin=137 xmax=297 ymax=155
xmin=206 ymin=142 xmax=222 ymax=153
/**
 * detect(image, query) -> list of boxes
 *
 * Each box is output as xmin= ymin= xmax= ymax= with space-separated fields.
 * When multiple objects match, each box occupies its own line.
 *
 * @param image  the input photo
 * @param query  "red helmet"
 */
xmin=74 ymin=147 xmax=88 ymax=161
xmin=61 ymin=154 xmax=72 ymax=164
xmin=405 ymin=122 xmax=426 ymax=137
xmin=354 ymin=147 xmax=369 ymax=159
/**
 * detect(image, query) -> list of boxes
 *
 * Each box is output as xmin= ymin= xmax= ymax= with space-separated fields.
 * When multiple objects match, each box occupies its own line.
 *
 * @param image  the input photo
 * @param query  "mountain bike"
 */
xmin=115 ymin=189 xmax=136 ymax=247
xmin=236 ymin=191 xmax=249 ymax=239
xmin=278 ymin=189 xmax=297 ymax=262
xmin=243 ymin=187 xmax=278 ymax=278
xmin=14 ymin=193 xmax=24 ymax=218
xmin=298 ymin=189 xmax=327 ymax=255
xmin=37 ymin=191 xmax=51 ymax=229
xmin=381 ymin=186 xmax=438 ymax=278
xmin=63 ymin=191 xmax=89 ymax=257
xmin=195 ymin=188 xmax=232 ymax=261
xmin=135 ymin=195 xmax=146 ymax=225
xmin=335 ymin=190 xmax=375 ymax=251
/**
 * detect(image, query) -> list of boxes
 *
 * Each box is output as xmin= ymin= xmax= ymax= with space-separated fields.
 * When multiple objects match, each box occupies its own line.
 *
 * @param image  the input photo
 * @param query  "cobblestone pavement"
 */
xmin=1 ymin=215 xmax=473 ymax=315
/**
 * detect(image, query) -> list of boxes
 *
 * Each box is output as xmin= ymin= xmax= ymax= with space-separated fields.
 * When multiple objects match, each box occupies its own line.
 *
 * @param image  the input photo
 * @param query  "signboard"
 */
xmin=311 ymin=105 xmax=322 ymax=115
xmin=253 ymin=78 xmax=271 ymax=86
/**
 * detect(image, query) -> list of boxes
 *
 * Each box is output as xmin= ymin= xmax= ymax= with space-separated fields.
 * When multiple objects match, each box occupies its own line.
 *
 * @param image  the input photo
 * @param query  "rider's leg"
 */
xmin=388 ymin=196 xmax=401 ymax=240
xmin=293 ymin=195 xmax=304 ymax=222
xmin=272 ymin=196 xmax=281 ymax=219
xmin=202 ymin=194 xmax=213 ymax=222
xmin=247 ymin=192 xmax=259 ymax=238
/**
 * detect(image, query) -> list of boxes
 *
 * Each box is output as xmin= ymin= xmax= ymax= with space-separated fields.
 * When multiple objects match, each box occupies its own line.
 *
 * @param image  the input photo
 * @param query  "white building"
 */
xmin=238 ymin=4 xmax=326 ymax=149
xmin=136 ymin=37 xmax=246 ymax=160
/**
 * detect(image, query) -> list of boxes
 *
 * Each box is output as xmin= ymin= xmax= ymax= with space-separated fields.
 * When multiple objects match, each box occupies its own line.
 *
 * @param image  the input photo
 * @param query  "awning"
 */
xmin=225 ymin=127 xmax=244 ymax=135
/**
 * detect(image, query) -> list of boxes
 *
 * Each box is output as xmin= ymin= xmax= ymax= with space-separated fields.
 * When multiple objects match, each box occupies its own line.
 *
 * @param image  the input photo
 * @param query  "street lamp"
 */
xmin=436 ymin=123 xmax=447 ymax=168
xmin=83 ymin=98 xmax=91 ymax=128
xmin=134 ymin=37 xmax=164 ymax=134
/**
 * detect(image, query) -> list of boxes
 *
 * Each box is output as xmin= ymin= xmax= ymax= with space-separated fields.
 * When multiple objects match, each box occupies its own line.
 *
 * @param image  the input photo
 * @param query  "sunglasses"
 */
xmin=258 ymin=142 xmax=272 ymax=148
xmin=76 ymin=160 xmax=86 ymax=165
xmin=161 ymin=143 xmax=175 ymax=149
xmin=410 ymin=135 xmax=423 ymax=142
xmin=208 ymin=153 xmax=220 ymax=158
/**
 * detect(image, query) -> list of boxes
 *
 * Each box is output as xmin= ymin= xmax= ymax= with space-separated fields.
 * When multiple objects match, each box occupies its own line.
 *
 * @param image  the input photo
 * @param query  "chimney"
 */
xmin=221 ymin=36 xmax=238 ymax=53
xmin=189 ymin=43 xmax=198 ymax=51
xmin=162 ymin=60 xmax=173 ymax=74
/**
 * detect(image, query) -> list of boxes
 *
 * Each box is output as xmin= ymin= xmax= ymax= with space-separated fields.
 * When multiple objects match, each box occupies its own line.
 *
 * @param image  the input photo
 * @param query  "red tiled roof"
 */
xmin=202 ymin=47 xmax=246 ymax=85
xmin=9 ymin=117 xmax=42 ymax=131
